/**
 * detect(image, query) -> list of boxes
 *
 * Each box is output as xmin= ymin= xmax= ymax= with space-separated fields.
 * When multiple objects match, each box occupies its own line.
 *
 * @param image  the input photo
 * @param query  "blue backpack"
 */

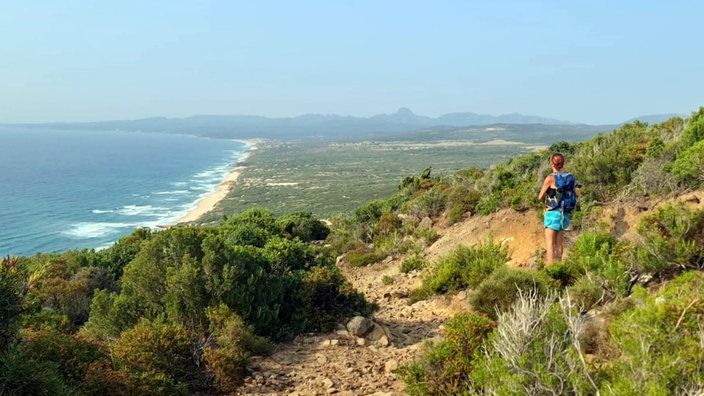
xmin=546 ymin=172 xmax=578 ymax=213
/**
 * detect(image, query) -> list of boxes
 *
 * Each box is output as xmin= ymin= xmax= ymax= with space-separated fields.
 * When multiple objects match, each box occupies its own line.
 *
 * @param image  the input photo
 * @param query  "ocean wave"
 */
xmin=153 ymin=190 xmax=190 ymax=195
xmin=62 ymin=222 xmax=135 ymax=239
xmin=91 ymin=209 xmax=115 ymax=214
xmin=194 ymin=169 xmax=218 ymax=179
xmin=119 ymin=205 xmax=171 ymax=217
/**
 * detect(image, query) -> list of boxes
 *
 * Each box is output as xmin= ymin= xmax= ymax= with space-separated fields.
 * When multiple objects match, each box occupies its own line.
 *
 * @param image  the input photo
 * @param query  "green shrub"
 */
xmin=678 ymin=106 xmax=704 ymax=149
xmin=405 ymin=187 xmax=446 ymax=219
xmin=203 ymin=305 xmax=269 ymax=392
xmin=381 ymin=275 xmax=394 ymax=285
xmin=600 ymin=271 xmax=704 ymax=394
xmin=112 ymin=319 xmax=195 ymax=385
xmin=400 ymin=254 xmax=427 ymax=273
xmin=565 ymin=231 xmax=618 ymax=275
xmin=398 ymin=313 xmax=495 ymax=395
xmin=672 ymin=139 xmax=704 ymax=187
xmin=345 ymin=248 xmax=386 ymax=267
xmin=18 ymin=328 xmax=110 ymax=389
xmin=413 ymin=226 xmax=439 ymax=246
xmin=470 ymin=267 xmax=554 ymax=320
xmin=475 ymin=193 xmax=499 ymax=215
xmin=543 ymin=260 xmax=579 ymax=288
xmin=566 ymin=275 xmax=604 ymax=312
xmin=446 ymin=185 xmax=481 ymax=224
xmin=224 ymin=223 xmax=270 ymax=248
xmin=413 ymin=240 xmax=509 ymax=301
xmin=453 ymin=167 xmax=484 ymax=183
xmin=0 ymin=256 xmax=26 ymax=351
xmin=0 ymin=348 xmax=71 ymax=396
xmin=354 ymin=199 xmax=387 ymax=223
xmin=572 ymin=121 xmax=652 ymax=202
xmin=636 ymin=201 xmax=704 ymax=272
xmin=276 ymin=212 xmax=330 ymax=242
xmin=298 ymin=266 xmax=371 ymax=333
xmin=377 ymin=211 xmax=403 ymax=236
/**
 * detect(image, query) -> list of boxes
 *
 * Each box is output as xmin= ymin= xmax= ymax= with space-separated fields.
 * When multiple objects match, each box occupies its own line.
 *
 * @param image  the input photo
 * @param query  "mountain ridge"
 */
xmin=2 ymin=108 xmax=679 ymax=140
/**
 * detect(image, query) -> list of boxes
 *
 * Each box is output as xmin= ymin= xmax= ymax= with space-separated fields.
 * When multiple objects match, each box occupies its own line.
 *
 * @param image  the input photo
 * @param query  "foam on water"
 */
xmin=0 ymin=127 xmax=249 ymax=256
xmin=63 ymin=222 xmax=137 ymax=239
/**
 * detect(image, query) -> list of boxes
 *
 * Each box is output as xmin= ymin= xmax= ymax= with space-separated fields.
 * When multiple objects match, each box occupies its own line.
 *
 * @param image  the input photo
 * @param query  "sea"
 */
xmin=0 ymin=126 xmax=249 ymax=257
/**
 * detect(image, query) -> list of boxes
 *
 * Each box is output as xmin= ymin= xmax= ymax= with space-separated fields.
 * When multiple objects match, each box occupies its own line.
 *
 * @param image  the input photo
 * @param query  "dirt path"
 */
xmin=234 ymin=193 xmax=704 ymax=395
xmin=235 ymin=208 xmax=547 ymax=396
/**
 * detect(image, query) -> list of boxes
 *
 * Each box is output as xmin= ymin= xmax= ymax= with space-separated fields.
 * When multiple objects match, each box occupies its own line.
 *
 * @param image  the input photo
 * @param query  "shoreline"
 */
xmin=174 ymin=140 xmax=258 ymax=225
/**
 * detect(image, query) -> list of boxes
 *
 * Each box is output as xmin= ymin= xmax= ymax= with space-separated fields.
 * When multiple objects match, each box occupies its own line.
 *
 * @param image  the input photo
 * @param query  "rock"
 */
xmin=322 ymin=377 xmax=334 ymax=388
xmin=384 ymin=359 xmax=399 ymax=373
xmin=316 ymin=354 xmax=328 ymax=365
xmin=347 ymin=316 xmax=374 ymax=337
xmin=366 ymin=323 xmax=386 ymax=341
xmin=391 ymin=288 xmax=411 ymax=298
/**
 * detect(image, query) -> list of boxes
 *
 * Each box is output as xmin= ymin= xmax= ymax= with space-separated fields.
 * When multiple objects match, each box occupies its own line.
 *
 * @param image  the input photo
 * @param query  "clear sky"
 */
xmin=1 ymin=1 xmax=701 ymax=124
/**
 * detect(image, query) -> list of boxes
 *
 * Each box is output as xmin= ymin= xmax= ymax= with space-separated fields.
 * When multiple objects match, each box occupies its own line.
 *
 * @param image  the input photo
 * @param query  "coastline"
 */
xmin=174 ymin=140 xmax=258 ymax=224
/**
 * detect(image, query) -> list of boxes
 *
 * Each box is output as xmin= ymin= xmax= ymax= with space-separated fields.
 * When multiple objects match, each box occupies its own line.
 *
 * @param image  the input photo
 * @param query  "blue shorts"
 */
xmin=544 ymin=210 xmax=570 ymax=231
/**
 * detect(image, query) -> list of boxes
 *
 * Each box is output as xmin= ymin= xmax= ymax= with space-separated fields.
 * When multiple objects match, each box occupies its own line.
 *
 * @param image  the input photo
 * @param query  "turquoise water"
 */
xmin=0 ymin=126 xmax=248 ymax=256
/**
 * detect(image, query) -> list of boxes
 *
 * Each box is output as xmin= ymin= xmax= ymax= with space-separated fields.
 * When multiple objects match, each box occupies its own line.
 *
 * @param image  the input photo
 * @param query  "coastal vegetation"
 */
xmin=1 ymin=109 xmax=703 ymax=394
xmin=203 ymin=123 xmax=603 ymax=220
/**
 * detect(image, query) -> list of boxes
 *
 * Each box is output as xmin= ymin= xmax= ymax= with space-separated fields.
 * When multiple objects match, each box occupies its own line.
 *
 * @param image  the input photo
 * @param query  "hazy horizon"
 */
xmin=1 ymin=1 xmax=701 ymax=125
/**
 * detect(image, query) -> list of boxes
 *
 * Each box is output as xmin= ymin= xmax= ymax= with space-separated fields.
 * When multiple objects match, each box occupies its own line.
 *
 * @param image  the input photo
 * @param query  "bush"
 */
xmin=377 ymin=211 xmax=403 ymax=236
xmin=672 ymin=139 xmax=704 ymax=187
xmin=400 ymin=254 xmax=427 ymax=273
xmin=399 ymin=313 xmax=495 ymax=395
xmin=412 ymin=240 xmax=509 ymax=302
xmin=18 ymin=328 xmax=110 ymax=389
xmin=470 ymin=267 xmax=554 ymax=320
xmin=345 ymin=247 xmax=387 ymax=267
xmin=475 ymin=193 xmax=500 ymax=215
xmin=600 ymin=271 xmax=704 ymax=394
xmin=0 ymin=256 xmax=26 ymax=351
xmin=566 ymin=275 xmax=604 ymax=312
xmin=471 ymin=291 xmax=597 ymax=395
xmin=298 ymin=266 xmax=371 ymax=333
xmin=636 ymin=201 xmax=704 ymax=273
xmin=405 ymin=187 xmax=446 ymax=219
xmin=202 ymin=305 xmax=269 ymax=393
xmin=446 ymin=185 xmax=481 ymax=224
xmin=0 ymin=348 xmax=71 ymax=396
xmin=276 ymin=212 xmax=330 ymax=242
xmin=412 ymin=226 xmax=439 ymax=246
xmin=112 ymin=320 xmax=195 ymax=385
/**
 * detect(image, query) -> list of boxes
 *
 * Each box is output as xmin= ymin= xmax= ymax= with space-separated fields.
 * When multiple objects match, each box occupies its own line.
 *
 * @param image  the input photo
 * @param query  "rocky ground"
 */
xmin=234 ymin=208 xmax=547 ymax=396
xmin=235 ymin=194 xmax=691 ymax=396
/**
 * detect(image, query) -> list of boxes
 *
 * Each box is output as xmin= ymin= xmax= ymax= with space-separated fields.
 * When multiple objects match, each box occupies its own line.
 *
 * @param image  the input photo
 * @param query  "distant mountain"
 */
xmin=2 ymin=108 xmax=577 ymax=140
xmin=625 ymin=113 xmax=687 ymax=125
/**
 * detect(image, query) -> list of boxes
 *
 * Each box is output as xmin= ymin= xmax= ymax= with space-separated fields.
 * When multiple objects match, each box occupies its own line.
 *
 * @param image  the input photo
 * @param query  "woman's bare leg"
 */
xmin=554 ymin=231 xmax=564 ymax=262
xmin=544 ymin=228 xmax=557 ymax=266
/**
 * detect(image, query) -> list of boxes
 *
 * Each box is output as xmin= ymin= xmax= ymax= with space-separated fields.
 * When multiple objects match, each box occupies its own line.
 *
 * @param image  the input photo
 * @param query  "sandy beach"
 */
xmin=174 ymin=140 xmax=258 ymax=224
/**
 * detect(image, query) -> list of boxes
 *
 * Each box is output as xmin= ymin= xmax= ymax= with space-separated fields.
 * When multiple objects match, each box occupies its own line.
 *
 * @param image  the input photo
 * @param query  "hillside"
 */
xmin=235 ymin=192 xmax=704 ymax=395
xmin=1 ymin=109 xmax=703 ymax=395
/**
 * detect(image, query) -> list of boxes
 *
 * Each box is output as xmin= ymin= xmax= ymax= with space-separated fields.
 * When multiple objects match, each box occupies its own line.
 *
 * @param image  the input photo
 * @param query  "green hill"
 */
xmin=1 ymin=108 xmax=703 ymax=394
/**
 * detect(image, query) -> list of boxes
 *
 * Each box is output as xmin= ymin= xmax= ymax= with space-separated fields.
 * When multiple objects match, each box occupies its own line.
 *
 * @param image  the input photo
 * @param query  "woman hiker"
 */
xmin=538 ymin=152 xmax=570 ymax=266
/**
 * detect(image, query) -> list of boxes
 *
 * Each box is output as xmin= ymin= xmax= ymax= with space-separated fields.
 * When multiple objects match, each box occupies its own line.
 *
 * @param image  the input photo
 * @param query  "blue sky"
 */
xmin=0 ymin=1 xmax=701 ymax=124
